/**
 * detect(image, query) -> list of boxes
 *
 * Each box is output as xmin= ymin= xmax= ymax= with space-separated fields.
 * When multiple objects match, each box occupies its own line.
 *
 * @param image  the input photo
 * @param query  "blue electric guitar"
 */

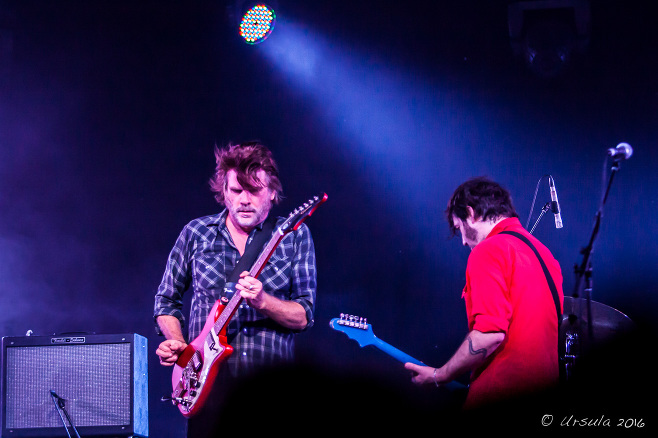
xmin=330 ymin=313 xmax=466 ymax=391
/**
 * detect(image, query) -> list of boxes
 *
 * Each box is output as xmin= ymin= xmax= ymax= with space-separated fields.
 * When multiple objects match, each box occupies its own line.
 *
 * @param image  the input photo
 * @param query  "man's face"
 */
xmin=224 ymin=169 xmax=275 ymax=232
xmin=452 ymin=213 xmax=486 ymax=250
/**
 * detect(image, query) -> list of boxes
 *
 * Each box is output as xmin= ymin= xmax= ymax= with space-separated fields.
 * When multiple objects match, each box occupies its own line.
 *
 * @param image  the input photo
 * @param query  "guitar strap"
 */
xmin=499 ymin=231 xmax=562 ymax=327
xmin=224 ymin=214 xmax=276 ymax=289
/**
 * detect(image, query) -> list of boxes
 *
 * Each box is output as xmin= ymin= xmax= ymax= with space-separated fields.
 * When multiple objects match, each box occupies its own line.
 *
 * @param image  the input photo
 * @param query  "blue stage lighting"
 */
xmin=239 ymin=4 xmax=276 ymax=44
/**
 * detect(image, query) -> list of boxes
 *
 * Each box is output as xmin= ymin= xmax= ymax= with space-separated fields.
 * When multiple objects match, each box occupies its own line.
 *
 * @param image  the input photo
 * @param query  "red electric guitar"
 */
xmin=169 ymin=193 xmax=327 ymax=418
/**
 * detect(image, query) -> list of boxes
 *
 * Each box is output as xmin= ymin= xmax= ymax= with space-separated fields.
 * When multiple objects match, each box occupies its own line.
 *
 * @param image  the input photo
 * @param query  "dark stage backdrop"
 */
xmin=1 ymin=0 xmax=656 ymax=434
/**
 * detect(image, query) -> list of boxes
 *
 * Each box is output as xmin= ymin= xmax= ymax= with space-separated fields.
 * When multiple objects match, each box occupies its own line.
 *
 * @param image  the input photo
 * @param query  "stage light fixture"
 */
xmin=239 ymin=4 xmax=276 ymax=44
xmin=508 ymin=0 xmax=590 ymax=78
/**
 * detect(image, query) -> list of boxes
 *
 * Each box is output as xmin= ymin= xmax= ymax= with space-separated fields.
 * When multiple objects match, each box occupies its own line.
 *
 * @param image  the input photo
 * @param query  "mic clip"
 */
xmin=550 ymin=201 xmax=560 ymax=214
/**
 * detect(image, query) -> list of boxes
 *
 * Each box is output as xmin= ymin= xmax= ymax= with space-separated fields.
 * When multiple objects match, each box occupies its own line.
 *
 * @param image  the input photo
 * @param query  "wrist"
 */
xmin=250 ymin=290 xmax=270 ymax=311
xmin=432 ymin=366 xmax=448 ymax=386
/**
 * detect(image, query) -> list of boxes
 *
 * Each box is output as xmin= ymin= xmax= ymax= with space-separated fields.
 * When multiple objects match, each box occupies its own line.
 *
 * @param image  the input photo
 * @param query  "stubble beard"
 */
xmin=228 ymin=199 xmax=272 ymax=232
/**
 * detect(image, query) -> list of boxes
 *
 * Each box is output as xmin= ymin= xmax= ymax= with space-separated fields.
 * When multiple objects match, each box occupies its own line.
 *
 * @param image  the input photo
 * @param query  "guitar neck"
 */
xmin=331 ymin=316 xmax=469 ymax=393
xmin=249 ymin=229 xmax=284 ymax=278
xmin=373 ymin=338 xmax=466 ymax=391
xmin=213 ymin=229 xmax=286 ymax=333
xmin=370 ymin=337 xmax=424 ymax=366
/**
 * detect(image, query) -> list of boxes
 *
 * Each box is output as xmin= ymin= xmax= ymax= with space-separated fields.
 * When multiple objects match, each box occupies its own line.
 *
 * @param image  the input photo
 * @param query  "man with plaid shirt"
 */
xmin=154 ymin=142 xmax=317 ymax=436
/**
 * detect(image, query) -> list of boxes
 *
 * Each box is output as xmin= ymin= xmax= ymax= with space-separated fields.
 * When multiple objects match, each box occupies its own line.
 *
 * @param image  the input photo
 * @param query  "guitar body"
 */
xmin=171 ymin=300 xmax=234 ymax=418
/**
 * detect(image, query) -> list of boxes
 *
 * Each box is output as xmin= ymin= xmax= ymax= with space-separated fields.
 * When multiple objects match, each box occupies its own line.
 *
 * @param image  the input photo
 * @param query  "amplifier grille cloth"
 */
xmin=5 ymin=343 xmax=131 ymax=429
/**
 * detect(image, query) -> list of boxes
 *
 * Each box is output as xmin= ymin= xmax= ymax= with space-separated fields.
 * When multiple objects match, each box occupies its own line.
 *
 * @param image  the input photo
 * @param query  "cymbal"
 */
xmin=560 ymin=296 xmax=636 ymax=347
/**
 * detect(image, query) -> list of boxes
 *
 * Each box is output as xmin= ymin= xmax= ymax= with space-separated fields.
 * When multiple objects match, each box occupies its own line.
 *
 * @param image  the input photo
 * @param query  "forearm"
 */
xmin=156 ymin=315 xmax=187 ymax=343
xmin=435 ymin=329 xmax=505 ymax=384
xmin=252 ymin=293 xmax=308 ymax=331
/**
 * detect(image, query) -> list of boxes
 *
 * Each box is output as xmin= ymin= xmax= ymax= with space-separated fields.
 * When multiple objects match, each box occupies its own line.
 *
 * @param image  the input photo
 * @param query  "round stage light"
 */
xmin=239 ymin=4 xmax=276 ymax=44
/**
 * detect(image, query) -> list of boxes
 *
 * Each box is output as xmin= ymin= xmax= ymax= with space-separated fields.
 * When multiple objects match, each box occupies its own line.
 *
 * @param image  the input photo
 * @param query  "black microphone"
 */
xmin=549 ymin=176 xmax=563 ymax=229
xmin=50 ymin=390 xmax=65 ymax=400
xmin=607 ymin=142 xmax=633 ymax=161
xmin=50 ymin=390 xmax=67 ymax=408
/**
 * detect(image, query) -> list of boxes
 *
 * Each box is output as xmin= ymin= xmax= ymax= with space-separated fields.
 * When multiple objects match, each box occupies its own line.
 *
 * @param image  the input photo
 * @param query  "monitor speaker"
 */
xmin=1 ymin=333 xmax=148 ymax=437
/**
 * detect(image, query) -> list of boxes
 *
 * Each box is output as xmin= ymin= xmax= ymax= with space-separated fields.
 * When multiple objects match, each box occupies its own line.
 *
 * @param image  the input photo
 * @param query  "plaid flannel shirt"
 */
xmin=153 ymin=209 xmax=316 ymax=377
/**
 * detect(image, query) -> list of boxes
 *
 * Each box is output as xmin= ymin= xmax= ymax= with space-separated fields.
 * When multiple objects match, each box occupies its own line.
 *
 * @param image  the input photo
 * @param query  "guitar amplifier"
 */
xmin=1 ymin=333 xmax=148 ymax=437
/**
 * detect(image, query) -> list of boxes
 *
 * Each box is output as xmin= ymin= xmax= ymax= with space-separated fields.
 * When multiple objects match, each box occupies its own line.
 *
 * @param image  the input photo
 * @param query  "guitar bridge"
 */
xmin=170 ymin=359 xmax=203 ymax=411
xmin=162 ymin=394 xmax=192 ymax=407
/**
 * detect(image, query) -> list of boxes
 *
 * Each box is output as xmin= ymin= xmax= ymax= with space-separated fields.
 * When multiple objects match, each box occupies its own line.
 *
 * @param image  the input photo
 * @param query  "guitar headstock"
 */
xmin=279 ymin=193 xmax=328 ymax=234
xmin=329 ymin=313 xmax=376 ymax=347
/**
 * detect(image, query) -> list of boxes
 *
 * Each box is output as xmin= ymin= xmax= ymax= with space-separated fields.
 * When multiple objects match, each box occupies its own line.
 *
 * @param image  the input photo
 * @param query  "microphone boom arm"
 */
xmin=529 ymin=202 xmax=552 ymax=235
xmin=49 ymin=391 xmax=81 ymax=438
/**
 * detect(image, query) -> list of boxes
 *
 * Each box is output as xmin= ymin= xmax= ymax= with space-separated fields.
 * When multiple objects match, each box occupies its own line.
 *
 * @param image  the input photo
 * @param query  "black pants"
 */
xmin=185 ymin=365 xmax=236 ymax=438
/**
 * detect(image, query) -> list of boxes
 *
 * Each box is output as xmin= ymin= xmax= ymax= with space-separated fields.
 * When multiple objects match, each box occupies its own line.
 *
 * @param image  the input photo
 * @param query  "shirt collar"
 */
xmin=206 ymin=209 xmax=227 ymax=228
xmin=486 ymin=216 xmax=523 ymax=239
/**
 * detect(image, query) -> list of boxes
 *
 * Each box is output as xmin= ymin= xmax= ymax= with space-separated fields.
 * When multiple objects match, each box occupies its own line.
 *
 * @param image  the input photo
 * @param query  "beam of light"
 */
xmin=251 ymin=16 xmax=655 ymax=333
xmin=254 ymin=16 xmax=482 ymax=245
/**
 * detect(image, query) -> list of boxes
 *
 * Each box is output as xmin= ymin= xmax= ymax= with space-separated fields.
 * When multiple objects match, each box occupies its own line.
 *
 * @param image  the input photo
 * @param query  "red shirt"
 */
xmin=462 ymin=217 xmax=563 ymax=408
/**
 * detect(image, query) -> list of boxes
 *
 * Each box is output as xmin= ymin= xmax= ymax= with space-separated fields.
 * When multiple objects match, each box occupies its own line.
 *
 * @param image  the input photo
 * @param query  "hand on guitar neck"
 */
xmin=406 ymin=329 xmax=503 ymax=388
xmin=330 ymin=314 xmax=468 ymax=392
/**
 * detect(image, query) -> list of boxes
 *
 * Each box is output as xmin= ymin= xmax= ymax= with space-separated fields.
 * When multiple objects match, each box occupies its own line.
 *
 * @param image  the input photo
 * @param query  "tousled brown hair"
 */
xmin=209 ymin=141 xmax=283 ymax=204
xmin=446 ymin=177 xmax=519 ymax=236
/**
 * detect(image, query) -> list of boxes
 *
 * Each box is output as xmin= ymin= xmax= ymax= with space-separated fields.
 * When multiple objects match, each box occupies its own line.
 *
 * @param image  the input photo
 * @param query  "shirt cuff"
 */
xmin=471 ymin=314 xmax=509 ymax=334
xmin=153 ymin=309 xmax=186 ymax=336
xmin=292 ymin=299 xmax=314 ymax=331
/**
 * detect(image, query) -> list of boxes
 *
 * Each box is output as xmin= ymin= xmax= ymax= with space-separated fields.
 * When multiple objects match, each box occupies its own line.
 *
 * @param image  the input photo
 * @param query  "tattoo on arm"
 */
xmin=467 ymin=336 xmax=487 ymax=359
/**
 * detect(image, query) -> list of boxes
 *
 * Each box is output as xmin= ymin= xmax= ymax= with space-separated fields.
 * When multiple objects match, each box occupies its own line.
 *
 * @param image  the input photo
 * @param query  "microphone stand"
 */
xmin=529 ymin=202 xmax=552 ymax=235
xmin=49 ymin=391 xmax=82 ymax=438
xmin=526 ymin=174 xmax=560 ymax=235
xmin=566 ymin=158 xmax=623 ymax=381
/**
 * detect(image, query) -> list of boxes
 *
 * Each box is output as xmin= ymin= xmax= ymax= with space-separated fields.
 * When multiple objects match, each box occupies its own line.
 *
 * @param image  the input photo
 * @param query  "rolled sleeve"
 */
xmin=153 ymin=226 xmax=193 ymax=333
xmin=464 ymin=244 xmax=511 ymax=335
xmin=289 ymin=223 xmax=317 ymax=330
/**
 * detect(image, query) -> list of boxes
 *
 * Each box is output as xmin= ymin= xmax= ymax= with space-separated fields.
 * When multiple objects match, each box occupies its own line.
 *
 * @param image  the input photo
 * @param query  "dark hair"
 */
xmin=209 ymin=141 xmax=283 ymax=204
xmin=446 ymin=177 xmax=518 ymax=235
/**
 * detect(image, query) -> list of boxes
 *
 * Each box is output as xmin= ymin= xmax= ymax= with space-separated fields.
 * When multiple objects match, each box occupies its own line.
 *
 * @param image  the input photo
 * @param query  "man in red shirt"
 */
xmin=406 ymin=177 xmax=563 ymax=410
